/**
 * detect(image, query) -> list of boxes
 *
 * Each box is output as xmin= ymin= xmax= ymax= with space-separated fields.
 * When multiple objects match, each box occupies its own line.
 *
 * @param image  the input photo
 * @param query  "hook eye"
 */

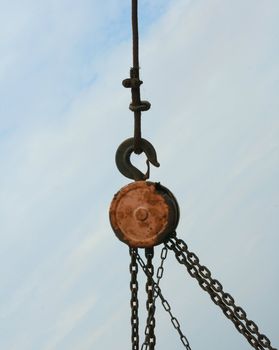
xmin=115 ymin=138 xmax=160 ymax=181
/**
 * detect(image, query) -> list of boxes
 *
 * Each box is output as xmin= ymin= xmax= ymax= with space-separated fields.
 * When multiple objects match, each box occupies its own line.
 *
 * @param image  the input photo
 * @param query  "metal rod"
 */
xmin=131 ymin=0 xmax=142 ymax=154
xmin=134 ymin=112 xmax=142 ymax=154
xmin=132 ymin=0 xmax=139 ymax=68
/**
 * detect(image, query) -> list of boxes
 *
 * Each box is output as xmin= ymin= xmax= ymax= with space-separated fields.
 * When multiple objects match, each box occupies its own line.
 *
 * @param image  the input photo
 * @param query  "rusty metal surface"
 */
xmin=110 ymin=181 xmax=178 ymax=248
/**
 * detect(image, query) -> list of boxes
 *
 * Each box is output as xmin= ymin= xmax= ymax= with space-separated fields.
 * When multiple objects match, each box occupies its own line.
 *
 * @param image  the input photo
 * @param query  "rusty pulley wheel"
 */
xmin=109 ymin=181 xmax=179 ymax=248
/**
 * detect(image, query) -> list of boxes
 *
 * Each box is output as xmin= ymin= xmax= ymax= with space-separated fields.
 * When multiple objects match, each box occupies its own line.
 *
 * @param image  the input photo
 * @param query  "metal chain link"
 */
xmin=166 ymin=233 xmax=278 ymax=350
xmin=156 ymin=246 xmax=168 ymax=290
xmin=130 ymin=248 xmax=140 ymax=350
xmin=136 ymin=252 xmax=192 ymax=350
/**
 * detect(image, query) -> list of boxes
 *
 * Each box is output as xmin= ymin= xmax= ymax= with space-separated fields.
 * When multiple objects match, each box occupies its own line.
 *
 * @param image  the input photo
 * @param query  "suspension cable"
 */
xmin=122 ymin=0 xmax=152 ymax=155
xmin=131 ymin=0 xmax=142 ymax=154
xmin=132 ymin=0 xmax=139 ymax=69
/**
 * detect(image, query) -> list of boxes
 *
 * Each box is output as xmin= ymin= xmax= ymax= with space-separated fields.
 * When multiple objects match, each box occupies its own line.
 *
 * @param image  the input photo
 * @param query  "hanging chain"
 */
xmin=141 ymin=246 xmax=168 ymax=349
xmin=136 ymin=252 xmax=192 ymax=350
xmin=166 ymin=233 xmax=278 ymax=350
xmin=144 ymin=248 xmax=156 ymax=350
xmin=130 ymin=248 xmax=140 ymax=350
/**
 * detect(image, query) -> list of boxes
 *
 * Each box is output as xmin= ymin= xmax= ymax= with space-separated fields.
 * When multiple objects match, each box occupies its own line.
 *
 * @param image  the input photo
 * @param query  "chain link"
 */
xmin=130 ymin=248 xmax=140 ymax=350
xmin=166 ymin=233 xmax=277 ymax=350
xmin=136 ymin=252 xmax=192 ymax=350
xmin=156 ymin=246 xmax=168 ymax=289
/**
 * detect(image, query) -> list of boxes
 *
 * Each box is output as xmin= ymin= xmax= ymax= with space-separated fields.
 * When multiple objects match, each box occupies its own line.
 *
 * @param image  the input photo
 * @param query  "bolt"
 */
xmin=134 ymin=207 xmax=149 ymax=222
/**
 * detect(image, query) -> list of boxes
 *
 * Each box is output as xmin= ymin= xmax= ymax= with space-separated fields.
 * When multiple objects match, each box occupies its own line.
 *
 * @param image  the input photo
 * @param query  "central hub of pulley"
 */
xmin=109 ymin=181 xmax=179 ymax=248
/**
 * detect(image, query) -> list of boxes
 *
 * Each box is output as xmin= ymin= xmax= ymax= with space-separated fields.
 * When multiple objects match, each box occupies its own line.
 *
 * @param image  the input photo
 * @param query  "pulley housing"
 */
xmin=109 ymin=181 xmax=179 ymax=248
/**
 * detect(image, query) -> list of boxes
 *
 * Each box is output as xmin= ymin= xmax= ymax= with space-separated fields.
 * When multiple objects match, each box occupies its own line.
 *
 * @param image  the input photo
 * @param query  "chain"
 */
xmin=141 ymin=246 xmax=168 ymax=349
xmin=166 ymin=233 xmax=278 ymax=350
xmin=144 ymin=248 xmax=156 ymax=350
xmin=130 ymin=248 xmax=140 ymax=350
xmin=136 ymin=252 xmax=192 ymax=350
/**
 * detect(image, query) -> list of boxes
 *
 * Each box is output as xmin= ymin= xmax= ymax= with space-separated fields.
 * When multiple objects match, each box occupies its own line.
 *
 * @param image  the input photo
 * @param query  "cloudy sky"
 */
xmin=0 ymin=0 xmax=278 ymax=349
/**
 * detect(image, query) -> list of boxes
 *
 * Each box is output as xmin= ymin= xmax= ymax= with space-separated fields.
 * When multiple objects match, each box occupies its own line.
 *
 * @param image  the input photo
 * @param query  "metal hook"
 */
xmin=115 ymin=138 xmax=160 ymax=181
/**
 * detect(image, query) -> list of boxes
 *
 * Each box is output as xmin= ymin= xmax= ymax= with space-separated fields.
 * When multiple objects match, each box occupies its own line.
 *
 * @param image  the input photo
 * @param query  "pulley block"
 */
xmin=109 ymin=181 xmax=179 ymax=248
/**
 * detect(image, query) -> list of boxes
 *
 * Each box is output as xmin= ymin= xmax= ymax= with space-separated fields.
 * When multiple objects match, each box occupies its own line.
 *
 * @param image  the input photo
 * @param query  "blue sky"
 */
xmin=0 ymin=1 xmax=278 ymax=349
